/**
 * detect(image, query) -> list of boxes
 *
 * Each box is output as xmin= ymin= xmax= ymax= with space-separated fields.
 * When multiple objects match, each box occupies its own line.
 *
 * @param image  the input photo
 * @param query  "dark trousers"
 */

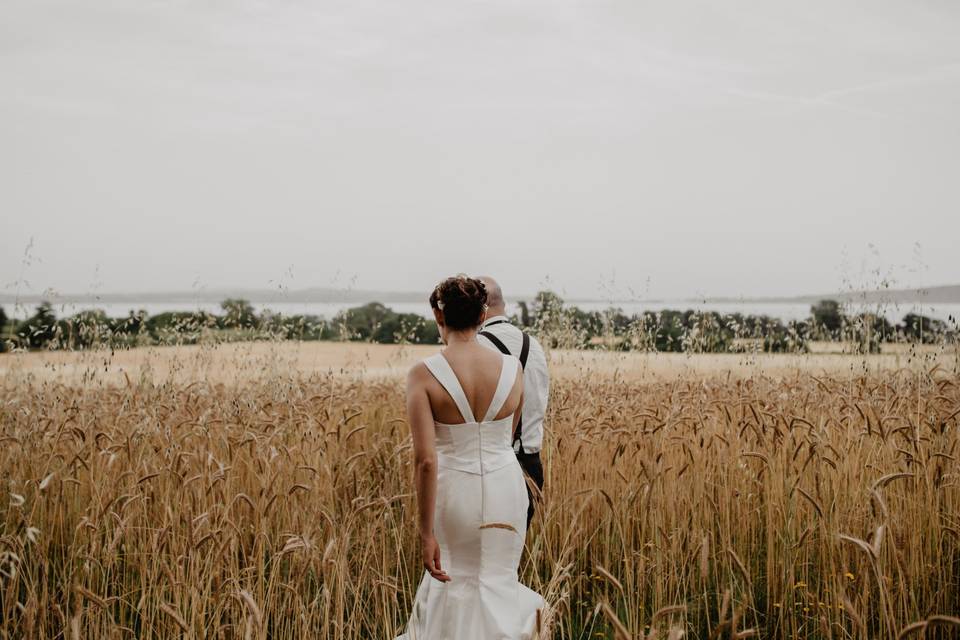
xmin=515 ymin=451 xmax=544 ymax=527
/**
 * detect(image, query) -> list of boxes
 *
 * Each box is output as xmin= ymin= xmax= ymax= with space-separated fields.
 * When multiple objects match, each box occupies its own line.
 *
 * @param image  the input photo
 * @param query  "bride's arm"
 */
xmin=406 ymin=364 xmax=450 ymax=582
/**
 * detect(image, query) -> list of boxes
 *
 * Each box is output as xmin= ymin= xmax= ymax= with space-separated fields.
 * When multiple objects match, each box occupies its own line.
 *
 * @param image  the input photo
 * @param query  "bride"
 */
xmin=396 ymin=275 xmax=545 ymax=640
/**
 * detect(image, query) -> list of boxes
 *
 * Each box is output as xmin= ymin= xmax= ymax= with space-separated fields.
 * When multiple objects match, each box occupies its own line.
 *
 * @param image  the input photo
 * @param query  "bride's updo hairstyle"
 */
xmin=429 ymin=275 xmax=488 ymax=330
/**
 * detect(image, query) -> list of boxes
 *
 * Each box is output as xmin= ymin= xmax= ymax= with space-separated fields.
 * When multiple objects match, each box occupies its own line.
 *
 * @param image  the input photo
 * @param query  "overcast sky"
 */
xmin=3 ymin=0 xmax=959 ymax=301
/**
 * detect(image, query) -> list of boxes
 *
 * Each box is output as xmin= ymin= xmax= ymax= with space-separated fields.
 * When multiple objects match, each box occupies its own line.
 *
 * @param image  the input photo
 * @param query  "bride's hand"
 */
xmin=421 ymin=533 xmax=450 ymax=582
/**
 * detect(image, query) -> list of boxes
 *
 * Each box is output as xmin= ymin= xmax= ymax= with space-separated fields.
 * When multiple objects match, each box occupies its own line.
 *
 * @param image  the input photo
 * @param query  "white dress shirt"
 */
xmin=477 ymin=315 xmax=549 ymax=454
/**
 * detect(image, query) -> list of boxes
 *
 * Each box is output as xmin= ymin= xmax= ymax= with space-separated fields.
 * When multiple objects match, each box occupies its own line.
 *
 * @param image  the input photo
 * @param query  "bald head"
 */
xmin=477 ymin=275 xmax=506 ymax=316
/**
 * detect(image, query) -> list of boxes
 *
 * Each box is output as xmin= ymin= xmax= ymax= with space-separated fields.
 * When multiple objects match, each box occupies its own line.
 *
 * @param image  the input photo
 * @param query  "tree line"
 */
xmin=0 ymin=293 xmax=955 ymax=354
xmin=0 ymin=298 xmax=436 ymax=352
xmin=527 ymin=295 xmax=954 ymax=353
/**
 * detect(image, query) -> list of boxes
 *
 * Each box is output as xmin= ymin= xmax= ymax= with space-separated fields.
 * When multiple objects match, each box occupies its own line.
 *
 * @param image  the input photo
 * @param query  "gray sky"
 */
xmin=3 ymin=0 xmax=959 ymax=301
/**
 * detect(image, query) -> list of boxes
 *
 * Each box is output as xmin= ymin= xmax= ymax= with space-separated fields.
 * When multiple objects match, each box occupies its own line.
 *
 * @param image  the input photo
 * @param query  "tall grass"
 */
xmin=1 ymin=348 xmax=958 ymax=638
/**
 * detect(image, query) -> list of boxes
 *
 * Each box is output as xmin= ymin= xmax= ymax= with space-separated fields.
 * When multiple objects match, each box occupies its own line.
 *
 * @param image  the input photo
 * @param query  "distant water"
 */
xmin=6 ymin=299 xmax=959 ymax=325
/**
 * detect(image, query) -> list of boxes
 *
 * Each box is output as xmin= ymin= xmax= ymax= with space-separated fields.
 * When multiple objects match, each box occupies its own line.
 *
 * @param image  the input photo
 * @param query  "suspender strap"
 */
xmin=478 ymin=331 xmax=510 ymax=357
xmin=484 ymin=319 xmax=511 ymax=327
xmin=478 ymin=330 xmax=531 ymax=372
xmin=513 ymin=411 xmax=525 ymax=450
xmin=519 ymin=332 xmax=530 ymax=369
xmin=478 ymin=327 xmax=532 ymax=452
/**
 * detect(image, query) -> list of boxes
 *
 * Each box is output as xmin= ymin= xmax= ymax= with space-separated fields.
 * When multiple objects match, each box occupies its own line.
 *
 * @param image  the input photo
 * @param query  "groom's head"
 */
xmin=477 ymin=276 xmax=506 ymax=318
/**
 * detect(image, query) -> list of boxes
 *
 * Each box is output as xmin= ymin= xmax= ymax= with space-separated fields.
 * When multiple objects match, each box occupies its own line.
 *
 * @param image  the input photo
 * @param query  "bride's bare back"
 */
xmin=417 ymin=342 xmax=523 ymax=425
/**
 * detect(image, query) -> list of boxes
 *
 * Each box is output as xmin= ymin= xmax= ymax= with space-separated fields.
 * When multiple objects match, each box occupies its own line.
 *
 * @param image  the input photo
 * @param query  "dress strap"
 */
xmin=482 ymin=354 xmax=519 ymax=423
xmin=423 ymin=354 xmax=476 ymax=423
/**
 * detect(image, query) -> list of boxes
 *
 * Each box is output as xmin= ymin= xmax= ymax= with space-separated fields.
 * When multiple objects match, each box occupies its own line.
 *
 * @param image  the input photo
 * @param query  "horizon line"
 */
xmin=2 ymin=281 xmax=958 ymax=306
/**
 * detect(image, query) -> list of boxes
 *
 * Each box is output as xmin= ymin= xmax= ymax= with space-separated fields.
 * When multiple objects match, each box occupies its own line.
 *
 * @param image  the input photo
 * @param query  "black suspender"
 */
xmin=478 ymin=330 xmax=530 ymax=370
xmin=478 ymin=325 xmax=531 ymax=450
xmin=478 ymin=330 xmax=510 ymax=357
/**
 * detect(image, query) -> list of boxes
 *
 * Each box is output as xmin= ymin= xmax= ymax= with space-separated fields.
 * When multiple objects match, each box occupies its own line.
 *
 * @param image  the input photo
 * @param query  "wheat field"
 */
xmin=1 ymin=343 xmax=959 ymax=639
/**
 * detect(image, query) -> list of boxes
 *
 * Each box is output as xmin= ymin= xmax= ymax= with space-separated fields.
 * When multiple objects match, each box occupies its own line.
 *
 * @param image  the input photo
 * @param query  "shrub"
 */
xmin=333 ymin=303 xmax=439 ymax=344
xmin=16 ymin=302 xmax=58 ymax=349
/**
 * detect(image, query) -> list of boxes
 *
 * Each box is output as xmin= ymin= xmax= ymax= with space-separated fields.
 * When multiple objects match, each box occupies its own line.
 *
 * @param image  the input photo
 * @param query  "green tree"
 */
xmin=100 ymin=309 xmax=149 ymax=347
xmin=146 ymin=311 xmax=217 ymax=344
xmin=17 ymin=302 xmax=58 ymax=349
xmin=900 ymin=313 xmax=947 ymax=344
xmin=0 ymin=305 xmax=7 ymax=352
xmin=532 ymin=290 xmax=564 ymax=323
xmin=528 ymin=290 xmax=587 ymax=348
xmin=725 ymin=313 xmax=806 ymax=353
xmin=260 ymin=313 xmax=329 ymax=341
xmin=333 ymin=302 xmax=440 ymax=344
xmin=642 ymin=310 xmax=686 ymax=352
xmin=384 ymin=312 xmax=440 ymax=344
xmin=61 ymin=309 xmax=112 ymax=349
xmin=811 ymin=299 xmax=843 ymax=338
xmin=682 ymin=311 xmax=731 ymax=353
xmin=843 ymin=312 xmax=892 ymax=353
xmin=334 ymin=302 xmax=392 ymax=341
xmin=112 ymin=309 xmax=148 ymax=336
xmin=221 ymin=298 xmax=259 ymax=329
xmin=516 ymin=301 xmax=531 ymax=328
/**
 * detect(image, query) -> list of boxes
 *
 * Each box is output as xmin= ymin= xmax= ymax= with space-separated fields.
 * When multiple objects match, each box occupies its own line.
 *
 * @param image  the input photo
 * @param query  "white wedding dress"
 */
xmin=397 ymin=352 xmax=545 ymax=640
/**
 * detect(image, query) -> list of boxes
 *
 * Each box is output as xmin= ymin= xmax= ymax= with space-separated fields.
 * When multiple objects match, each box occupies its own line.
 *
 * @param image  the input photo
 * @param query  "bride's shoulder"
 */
xmin=406 ymin=356 xmax=436 ymax=384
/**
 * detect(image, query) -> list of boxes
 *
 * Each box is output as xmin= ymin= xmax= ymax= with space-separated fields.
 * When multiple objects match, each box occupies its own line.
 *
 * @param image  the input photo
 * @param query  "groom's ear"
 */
xmin=432 ymin=307 xmax=444 ymax=327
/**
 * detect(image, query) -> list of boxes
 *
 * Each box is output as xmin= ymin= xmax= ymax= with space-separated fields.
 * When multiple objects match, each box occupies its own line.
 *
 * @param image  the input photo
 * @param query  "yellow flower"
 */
xmin=793 ymin=582 xmax=807 ymax=588
xmin=844 ymin=572 xmax=855 ymax=580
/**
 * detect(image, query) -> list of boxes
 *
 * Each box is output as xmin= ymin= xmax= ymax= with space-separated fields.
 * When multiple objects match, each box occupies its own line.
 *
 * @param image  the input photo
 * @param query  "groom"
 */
xmin=477 ymin=276 xmax=549 ymax=527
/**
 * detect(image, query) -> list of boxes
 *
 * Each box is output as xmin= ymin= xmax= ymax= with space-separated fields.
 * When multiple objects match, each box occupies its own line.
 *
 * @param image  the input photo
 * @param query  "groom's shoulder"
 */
xmin=526 ymin=332 xmax=547 ymax=359
xmin=484 ymin=320 xmax=522 ymax=336
xmin=479 ymin=321 xmax=523 ymax=346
